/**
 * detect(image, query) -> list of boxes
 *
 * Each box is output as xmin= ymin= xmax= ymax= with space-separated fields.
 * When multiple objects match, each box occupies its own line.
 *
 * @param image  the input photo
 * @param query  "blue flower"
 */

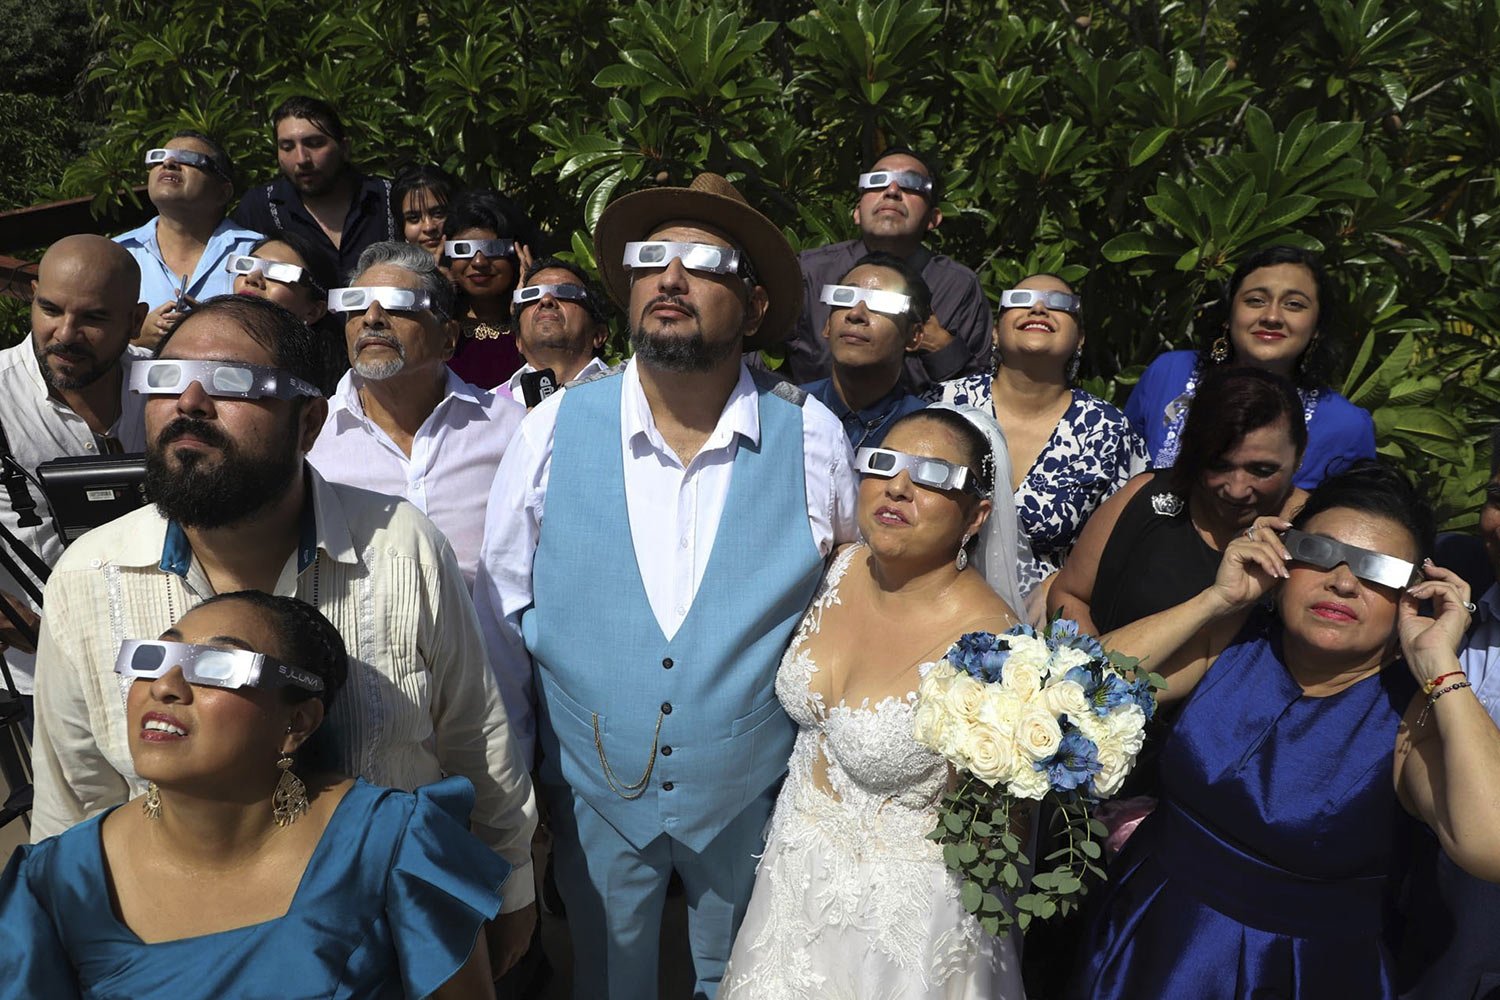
xmin=1125 ymin=675 xmax=1158 ymax=721
xmin=1041 ymin=731 xmax=1102 ymax=791
xmin=947 ymin=631 xmax=1010 ymax=683
xmin=1065 ymin=666 xmax=1134 ymax=717
xmin=1047 ymin=618 xmax=1080 ymax=641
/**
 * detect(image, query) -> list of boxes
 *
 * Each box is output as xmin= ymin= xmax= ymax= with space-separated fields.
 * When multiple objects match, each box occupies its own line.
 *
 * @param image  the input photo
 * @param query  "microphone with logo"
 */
xmin=518 ymin=368 xmax=559 ymax=409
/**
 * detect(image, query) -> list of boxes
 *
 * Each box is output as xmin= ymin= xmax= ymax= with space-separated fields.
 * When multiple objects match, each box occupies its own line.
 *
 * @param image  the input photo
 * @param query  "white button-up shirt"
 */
xmin=502 ymin=356 xmax=610 ymax=400
xmin=475 ymin=359 xmax=857 ymax=764
xmin=113 ymin=216 xmax=263 ymax=310
xmin=0 ymin=338 xmax=148 ymax=692
xmin=29 ymin=468 xmax=537 ymax=909
xmin=306 ymin=369 xmax=525 ymax=588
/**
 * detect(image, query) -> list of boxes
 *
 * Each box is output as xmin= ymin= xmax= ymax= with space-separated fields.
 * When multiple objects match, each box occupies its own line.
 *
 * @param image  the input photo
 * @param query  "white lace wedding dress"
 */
xmin=721 ymin=547 xmax=1024 ymax=999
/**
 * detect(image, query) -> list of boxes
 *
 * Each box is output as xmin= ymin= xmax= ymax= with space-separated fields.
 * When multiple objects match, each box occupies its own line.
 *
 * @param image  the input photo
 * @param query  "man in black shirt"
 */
xmin=788 ymin=147 xmax=992 ymax=393
xmin=233 ymin=96 xmax=397 ymax=284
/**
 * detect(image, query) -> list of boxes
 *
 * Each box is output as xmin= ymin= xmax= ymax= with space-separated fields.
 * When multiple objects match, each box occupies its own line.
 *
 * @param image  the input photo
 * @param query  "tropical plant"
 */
xmin=9 ymin=0 xmax=1495 ymax=525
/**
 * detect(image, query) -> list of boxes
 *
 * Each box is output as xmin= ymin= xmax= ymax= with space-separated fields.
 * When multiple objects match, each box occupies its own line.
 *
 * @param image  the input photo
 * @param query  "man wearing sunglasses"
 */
xmin=787 ymin=148 xmax=992 ymax=394
xmin=306 ymin=241 xmax=524 ymax=589
xmin=29 ymin=294 xmax=539 ymax=977
xmin=0 ymin=235 xmax=149 ymax=720
xmin=800 ymin=252 xmax=930 ymax=450
xmin=476 ymin=173 xmax=856 ymax=999
xmin=1400 ymin=427 xmax=1500 ymax=998
xmin=504 ymin=257 xmax=612 ymax=403
xmin=113 ymin=132 xmax=263 ymax=350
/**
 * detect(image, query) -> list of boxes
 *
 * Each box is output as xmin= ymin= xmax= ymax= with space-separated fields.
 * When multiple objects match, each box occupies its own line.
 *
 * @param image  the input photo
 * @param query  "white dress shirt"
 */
xmin=502 ymin=356 xmax=610 ymax=399
xmin=29 ymin=468 xmax=537 ymax=910
xmin=0 ymin=339 xmax=148 ymax=692
xmin=474 ymin=359 xmax=858 ymax=765
xmin=306 ymin=368 xmax=525 ymax=587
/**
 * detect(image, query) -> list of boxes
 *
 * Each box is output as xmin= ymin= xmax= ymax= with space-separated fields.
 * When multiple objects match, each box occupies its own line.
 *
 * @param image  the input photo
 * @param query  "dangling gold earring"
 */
xmin=1210 ymin=335 xmax=1231 ymax=364
xmin=273 ymin=752 xmax=309 ymax=827
xmin=142 ymin=782 xmax=162 ymax=820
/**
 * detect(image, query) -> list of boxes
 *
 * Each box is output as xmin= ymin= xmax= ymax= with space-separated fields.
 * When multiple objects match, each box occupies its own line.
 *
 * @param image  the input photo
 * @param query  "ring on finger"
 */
xmin=1246 ymin=527 xmax=1257 ymax=541
xmin=1464 ymin=601 xmax=1478 ymax=614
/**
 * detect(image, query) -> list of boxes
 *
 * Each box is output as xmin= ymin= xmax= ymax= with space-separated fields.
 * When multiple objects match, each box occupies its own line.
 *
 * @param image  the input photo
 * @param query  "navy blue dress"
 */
xmin=1070 ymin=622 xmax=1419 ymax=999
xmin=0 ymin=777 xmax=507 ymax=999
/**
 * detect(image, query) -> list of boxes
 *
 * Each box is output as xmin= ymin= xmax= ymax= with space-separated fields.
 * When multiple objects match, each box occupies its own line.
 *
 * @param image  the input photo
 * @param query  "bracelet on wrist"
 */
xmin=1422 ymin=669 xmax=1467 ymax=697
xmin=1417 ymin=680 xmax=1472 ymax=728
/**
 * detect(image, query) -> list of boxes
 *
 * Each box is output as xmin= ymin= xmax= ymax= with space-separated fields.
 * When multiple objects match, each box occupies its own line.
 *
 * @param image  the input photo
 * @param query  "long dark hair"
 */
xmin=1199 ymin=245 xmax=1344 ymax=390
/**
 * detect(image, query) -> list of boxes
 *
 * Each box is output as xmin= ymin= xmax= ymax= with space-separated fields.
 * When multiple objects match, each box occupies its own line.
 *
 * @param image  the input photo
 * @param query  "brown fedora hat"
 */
xmin=593 ymin=173 xmax=801 ymax=352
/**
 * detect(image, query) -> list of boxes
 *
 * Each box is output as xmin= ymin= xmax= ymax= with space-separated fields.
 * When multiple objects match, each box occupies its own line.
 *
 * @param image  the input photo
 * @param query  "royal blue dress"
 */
xmin=0 ymin=777 xmax=508 ymax=1000
xmin=1126 ymin=350 xmax=1376 ymax=489
xmin=1069 ymin=621 xmax=1419 ymax=1000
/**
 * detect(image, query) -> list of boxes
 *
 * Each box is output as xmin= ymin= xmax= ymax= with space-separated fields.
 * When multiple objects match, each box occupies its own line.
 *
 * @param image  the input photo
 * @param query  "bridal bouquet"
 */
xmin=913 ymin=619 xmax=1162 ymax=937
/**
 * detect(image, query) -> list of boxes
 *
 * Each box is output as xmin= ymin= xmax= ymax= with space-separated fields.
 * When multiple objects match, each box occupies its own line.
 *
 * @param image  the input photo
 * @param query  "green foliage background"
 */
xmin=15 ymin=0 xmax=1500 ymax=525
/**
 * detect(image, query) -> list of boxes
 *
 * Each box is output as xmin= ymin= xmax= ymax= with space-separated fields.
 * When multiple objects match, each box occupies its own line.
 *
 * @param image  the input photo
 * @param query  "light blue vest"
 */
xmin=526 ymin=370 xmax=822 ymax=852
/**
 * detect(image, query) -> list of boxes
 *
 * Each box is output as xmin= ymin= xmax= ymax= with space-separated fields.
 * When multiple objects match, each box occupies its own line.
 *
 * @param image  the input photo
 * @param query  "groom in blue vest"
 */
xmin=475 ymin=173 xmax=856 ymax=998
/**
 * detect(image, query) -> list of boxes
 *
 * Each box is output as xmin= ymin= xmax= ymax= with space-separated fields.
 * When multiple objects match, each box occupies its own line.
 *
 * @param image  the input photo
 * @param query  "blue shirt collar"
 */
xmin=158 ymin=483 xmax=320 ymax=577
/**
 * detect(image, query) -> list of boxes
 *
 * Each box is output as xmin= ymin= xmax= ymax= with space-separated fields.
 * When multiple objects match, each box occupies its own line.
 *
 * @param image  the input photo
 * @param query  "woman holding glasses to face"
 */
xmin=0 ymin=593 xmax=506 ymax=999
xmin=927 ymin=273 xmax=1148 ymax=610
xmin=439 ymin=188 xmax=538 ymax=389
xmin=1065 ymin=462 xmax=1500 ymax=1000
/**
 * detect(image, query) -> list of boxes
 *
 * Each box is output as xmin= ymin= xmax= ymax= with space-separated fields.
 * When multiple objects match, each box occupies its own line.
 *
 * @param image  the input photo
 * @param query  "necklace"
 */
xmin=1158 ymin=360 xmax=1321 ymax=467
xmin=466 ymin=320 xmax=509 ymax=340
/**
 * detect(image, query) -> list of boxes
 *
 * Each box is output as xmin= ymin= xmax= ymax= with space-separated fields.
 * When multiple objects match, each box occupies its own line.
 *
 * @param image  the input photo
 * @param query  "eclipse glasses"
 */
xmin=225 ymin=254 xmax=320 ymax=291
xmin=444 ymin=239 xmax=515 ymax=260
xmin=857 ymin=170 xmax=933 ymax=197
xmin=116 ymin=639 xmax=325 ymax=693
xmin=622 ymin=241 xmax=743 ymax=276
xmin=326 ymin=287 xmax=432 ymax=314
xmin=513 ymin=283 xmax=590 ymax=308
xmin=820 ymin=284 xmax=914 ymax=318
xmin=855 ymin=447 xmax=984 ymax=497
xmin=145 ymin=148 xmax=226 ymax=178
xmin=129 ymin=359 xmax=322 ymax=400
xmin=1279 ymin=529 xmax=1417 ymax=589
xmin=1000 ymin=289 xmax=1081 ymax=314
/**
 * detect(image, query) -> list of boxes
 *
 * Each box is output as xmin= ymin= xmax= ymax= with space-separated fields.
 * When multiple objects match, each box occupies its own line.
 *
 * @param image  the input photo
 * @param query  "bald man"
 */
xmin=0 ymin=234 xmax=149 ymax=705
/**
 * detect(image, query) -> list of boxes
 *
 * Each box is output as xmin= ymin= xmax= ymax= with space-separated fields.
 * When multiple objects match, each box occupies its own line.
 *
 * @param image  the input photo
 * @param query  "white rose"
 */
xmin=944 ymin=672 xmax=990 ymax=728
xmin=1004 ymin=635 xmax=1051 ymax=675
xmin=1093 ymin=745 xmax=1129 ymax=798
xmin=962 ymin=724 xmax=1013 ymax=785
xmin=976 ymin=687 xmax=1024 ymax=739
xmin=1002 ymin=659 xmax=1045 ymax=701
xmin=911 ymin=696 xmax=949 ymax=753
xmin=1007 ymin=759 xmax=1051 ymax=801
xmin=1041 ymin=679 xmax=1091 ymax=721
xmin=1017 ymin=707 xmax=1063 ymax=762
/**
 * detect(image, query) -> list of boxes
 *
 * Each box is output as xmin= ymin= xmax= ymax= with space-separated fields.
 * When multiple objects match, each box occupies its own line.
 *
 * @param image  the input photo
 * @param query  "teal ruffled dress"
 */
xmin=0 ymin=777 xmax=508 ymax=999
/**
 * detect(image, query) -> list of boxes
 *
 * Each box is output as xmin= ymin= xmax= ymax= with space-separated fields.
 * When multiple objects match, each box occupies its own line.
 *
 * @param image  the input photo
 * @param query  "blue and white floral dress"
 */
xmin=926 ymin=373 xmax=1148 ymax=592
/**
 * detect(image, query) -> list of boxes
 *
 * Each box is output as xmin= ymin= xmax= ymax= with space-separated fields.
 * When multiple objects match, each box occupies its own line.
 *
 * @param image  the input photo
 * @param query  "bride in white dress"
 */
xmin=722 ymin=404 xmax=1030 ymax=999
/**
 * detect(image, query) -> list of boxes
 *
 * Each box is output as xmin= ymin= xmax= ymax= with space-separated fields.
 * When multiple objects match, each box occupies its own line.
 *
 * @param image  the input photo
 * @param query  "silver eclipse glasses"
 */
xmin=444 ymin=239 xmax=515 ymax=259
xmin=327 ymin=287 xmax=432 ymax=314
xmin=622 ymin=241 xmax=743 ymax=275
xmin=1281 ymin=528 xmax=1417 ymax=589
xmin=855 ymin=447 xmax=983 ymax=496
xmin=820 ymin=284 xmax=914 ymax=318
xmin=1000 ymin=289 xmax=1081 ymax=314
xmin=116 ymin=639 xmax=324 ymax=693
xmin=513 ymin=283 xmax=590 ymax=308
xmin=129 ymin=359 xmax=322 ymax=400
xmin=858 ymin=170 xmax=933 ymax=196
xmin=225 ymin=254 xmax=317 ymax=290
xmin=145 ymin=148 xmax=225 ymax=177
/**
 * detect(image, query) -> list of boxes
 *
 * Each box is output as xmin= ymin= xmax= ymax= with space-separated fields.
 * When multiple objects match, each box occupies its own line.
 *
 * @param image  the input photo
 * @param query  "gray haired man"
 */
xmin=307 ymin=242 xmax=524 ymax=589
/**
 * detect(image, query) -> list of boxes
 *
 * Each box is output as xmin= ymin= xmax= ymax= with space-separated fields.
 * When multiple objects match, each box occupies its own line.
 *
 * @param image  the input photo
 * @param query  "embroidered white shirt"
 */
xmin=0 ymin=338 xmax=149 ymax=692
xmin=306 ymin=368 xmax=525 ymax=588
xmin=475 ymin=359 xmax=858 ymax=765
xmin=29 ymin=468 xmax=538 ymax=910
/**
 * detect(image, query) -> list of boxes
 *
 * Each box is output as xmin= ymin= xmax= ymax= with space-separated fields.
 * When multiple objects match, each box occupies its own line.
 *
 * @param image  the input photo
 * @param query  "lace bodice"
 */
xmin=771 ymin=545 xmax=950 ymax=858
